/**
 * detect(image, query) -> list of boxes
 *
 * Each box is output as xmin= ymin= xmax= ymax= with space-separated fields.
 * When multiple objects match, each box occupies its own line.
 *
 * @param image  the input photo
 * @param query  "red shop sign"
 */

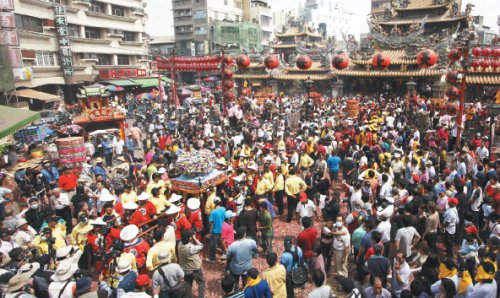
xmin=87 ymin=108 xmax=115 ymax=121
xmin=99 ymin=69 xmax=146 ymax=79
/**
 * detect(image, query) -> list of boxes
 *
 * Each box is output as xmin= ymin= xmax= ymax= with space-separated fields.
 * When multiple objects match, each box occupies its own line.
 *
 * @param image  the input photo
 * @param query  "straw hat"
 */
xmin=168 ymin=193 xmax=182 ymax=204
xmin=158 ymin=250 xmax=172 ymax=264
xmin=17 ymin=262 xmax=40 ymax=276
xmin=89 ymin=217 xmax=106 ymax=226
xmin=95 ymin=157 xmax=104 ymax=164
xmin=51 ymin=263 xmax=78 ymax=281
xmin=8 ymin=274 xmax=31 ymax=292
xmin=122 ymin=202 xmax=139 ymax=210
xmin=100 ymin=193 xmax=115 ymax=202
xmin=116 ymin=258 xmax=132 ymax=274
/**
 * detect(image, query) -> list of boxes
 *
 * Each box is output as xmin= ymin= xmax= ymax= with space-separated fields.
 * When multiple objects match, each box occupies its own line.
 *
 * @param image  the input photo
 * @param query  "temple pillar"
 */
xmin=332 ymin=80 xmax=344 ymax=98
xmin=432 ymin=80 xmax=444 ymax=98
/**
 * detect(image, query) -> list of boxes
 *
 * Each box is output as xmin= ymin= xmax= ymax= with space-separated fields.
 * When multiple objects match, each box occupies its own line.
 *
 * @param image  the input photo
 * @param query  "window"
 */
xmin=84 ymin=27 xmax=100 ymax=39
xmin=195 ymin=26 xmax=206 ymax=35
xmin=194 ymin=10 xmax=206 ymax=19
xmin=89 ymin=1 xmax=105 ymax=13
xmin=117 ymin=55 xmax=129 ymax=65
xmin=34 ymin=51 xmax=57 ymax=66
xmin=233 ymin=0 xmax=242 ymax=9
xmin=123 ymin=32 xmax=135 ymax=41
xmin=112 ymin=5 xmax=125 ymax=17
xmin=68 ymin=24 xmax=80 ymax=37
xmin=96 ymin=54 xmax=110 ymax=65
xmin=15 ymin=14 xmax=43 ymax=33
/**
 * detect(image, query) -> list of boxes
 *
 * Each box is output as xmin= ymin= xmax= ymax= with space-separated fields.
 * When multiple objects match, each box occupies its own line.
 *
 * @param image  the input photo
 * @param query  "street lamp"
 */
xmin=486 ymin=102 xmax=500 ymax=155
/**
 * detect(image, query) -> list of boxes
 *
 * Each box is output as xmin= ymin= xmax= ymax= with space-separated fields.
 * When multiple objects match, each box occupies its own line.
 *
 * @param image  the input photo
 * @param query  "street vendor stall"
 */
xmin=72 ymin=85 xmax=126 ymax=139
xmin=169 ymin=149 xmax=227 ymax=195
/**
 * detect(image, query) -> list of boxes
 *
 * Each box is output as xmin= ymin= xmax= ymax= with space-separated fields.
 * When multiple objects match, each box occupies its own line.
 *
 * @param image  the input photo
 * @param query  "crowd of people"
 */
xmin=0 ymin=92 xmax=498 ymax=298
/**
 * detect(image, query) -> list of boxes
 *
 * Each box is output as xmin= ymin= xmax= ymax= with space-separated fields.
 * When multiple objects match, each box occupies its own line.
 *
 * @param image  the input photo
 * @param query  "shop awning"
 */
xmin=131 ymin=78 xmax=164 ymax=88
xmin=13 ymin=89 xmax=60 ymax=102
xmin=104 ymin=79 xmax=138 ymax=87
xmin=161 ymin=77 xmax=172 ymax=84
xmin=0 ymin=105 xmax=40 ymax=138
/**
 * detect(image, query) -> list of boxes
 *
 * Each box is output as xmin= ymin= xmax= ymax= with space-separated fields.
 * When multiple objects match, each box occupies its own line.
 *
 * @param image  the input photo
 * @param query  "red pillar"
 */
xmin=456 ymin=48 xmax=468 ymax=148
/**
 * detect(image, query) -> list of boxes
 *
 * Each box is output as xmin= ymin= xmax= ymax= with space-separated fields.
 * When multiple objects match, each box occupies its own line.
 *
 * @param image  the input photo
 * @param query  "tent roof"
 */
xmin=0 ymin=105 xmax=40 ymax=138
xmin=14 ymin=89 xmax=60 ymax=102
xmin=104 ymin=79 xmax=138 ymax=87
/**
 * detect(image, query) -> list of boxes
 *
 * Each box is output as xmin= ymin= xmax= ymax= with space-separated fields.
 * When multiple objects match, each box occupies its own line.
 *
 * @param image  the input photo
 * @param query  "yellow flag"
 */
xmin=244 ymin=80 xmax=248 ymax=88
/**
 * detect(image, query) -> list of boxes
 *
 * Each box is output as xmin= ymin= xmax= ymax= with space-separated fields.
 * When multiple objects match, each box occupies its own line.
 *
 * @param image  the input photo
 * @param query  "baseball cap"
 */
xmin=464 ymin=225 xmax=478 ymax=235
xmin=448 ymin=197 xmax=458 ymax=205
xmin=135 ymin=274 xmax=151 ymax=287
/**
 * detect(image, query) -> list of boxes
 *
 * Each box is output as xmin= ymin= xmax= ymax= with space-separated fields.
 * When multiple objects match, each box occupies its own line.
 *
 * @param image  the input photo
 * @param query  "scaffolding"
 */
xmin=212 ymin=21 xmax=262 ymax=56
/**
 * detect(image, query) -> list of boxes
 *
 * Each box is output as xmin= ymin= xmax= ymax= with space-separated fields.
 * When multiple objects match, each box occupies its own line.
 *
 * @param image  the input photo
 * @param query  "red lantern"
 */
xmin=224 ymin=80 xmax=234 ymax=90
xmin=371 ymin=53 xmax=391 ymax=70
xmin=223 ymin=91 xmax=234 ymax=101
xmin=447 ymin=48 xmax=462 ymax=62
xmin=445 ymin=86 xmax=459 ymax=99
xmin=482 ymin=48 xmax=492 ymax=57
xmin=445 ymin=71 xmax=459 ymax=83
xmin=264 ymin=55 xmax=280 ymax=69
xmin=493 ymin=49 xmax=500 ymax=58
xmin=296 ymin=55 xmax=312 ymax=70
xmin=236 ymin=54 xmax=250 ymax=68
xmin=223 ymin=55 xmax=233 ymax=65
xmin=224 ymin=70 xmax=233 ymax=78
xmin=472 ymin=47 xmax=482 ymax=57
xmin=491 ymin=60 xmax=500 ymax=69
xmin=480 ymin=60 xmax=491 ymax=69
xmin=417 ymin=49 xmax=438 ymax=68
xmin=332 ymin=54 xmax=349 ymax=70
xmin=471 ymin=60 xmax=480 ymax=69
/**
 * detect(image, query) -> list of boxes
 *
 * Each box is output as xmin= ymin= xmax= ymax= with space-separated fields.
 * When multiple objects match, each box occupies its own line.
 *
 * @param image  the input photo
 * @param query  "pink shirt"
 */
xmin=221 ymin=222 xmax=235 ymax=247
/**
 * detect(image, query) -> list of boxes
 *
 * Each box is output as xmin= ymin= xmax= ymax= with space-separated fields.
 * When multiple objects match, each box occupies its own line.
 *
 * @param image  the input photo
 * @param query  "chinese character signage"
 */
xmin=0 ymin=12 xmax=15 ymax=28
xmin=98 ymin=69 xmax=147 ymax=79
xmin=0 ymin=30 xmax=18 ymax=46
xmin=0 ymin=0 xmax=14 ymax=10
xmin=53 ymin=5 xmax=73 ymax=78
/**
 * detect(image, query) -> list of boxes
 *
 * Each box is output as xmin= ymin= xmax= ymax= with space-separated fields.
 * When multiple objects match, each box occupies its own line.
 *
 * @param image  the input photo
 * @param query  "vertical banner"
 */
xmin=53 ymin=5 xmax=74 ymax=79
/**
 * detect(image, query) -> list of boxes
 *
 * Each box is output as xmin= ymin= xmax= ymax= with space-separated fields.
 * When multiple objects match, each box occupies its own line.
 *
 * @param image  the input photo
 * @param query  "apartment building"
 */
xmin=250 ymin=0 xmax=271 ymax=47
xmin=172 ymin=0 xmax=271 ymax=55
xmin=1 ymin=0 xmax=149 ymax=102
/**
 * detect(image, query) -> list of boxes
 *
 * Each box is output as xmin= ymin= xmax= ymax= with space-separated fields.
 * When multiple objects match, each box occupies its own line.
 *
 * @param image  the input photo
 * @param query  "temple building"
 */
xmin=332 ymin=0 xmax=500 ymax=97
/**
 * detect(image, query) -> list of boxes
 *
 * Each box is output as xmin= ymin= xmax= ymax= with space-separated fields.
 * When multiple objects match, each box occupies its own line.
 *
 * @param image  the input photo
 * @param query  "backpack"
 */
xmin=286 ymin=246 xmax=308 ymax=288
xmin=158 ymin=266 xmax=193 ymax=298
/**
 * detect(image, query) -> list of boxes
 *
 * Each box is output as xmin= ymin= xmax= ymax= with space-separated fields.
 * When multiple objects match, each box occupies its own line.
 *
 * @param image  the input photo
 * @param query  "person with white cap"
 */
xmin=185 ymin=198 xmax=203 ymax=240
xmin=48 ymin=262 xmax=78 ymax=298
xmin=121 ymin=202 xmax=147 ymax=226
xmin=120 ymin=224 xmax=150 ymax=270
xmin=12 ymin=218 xmax=36 ymax=250
xmin=55 ymin=245 xmax=82 ymax=267
xmin=136 ymin=192 xmax=157 ymax=220
xmin=165 ymin=203 xmax=192 ymax=241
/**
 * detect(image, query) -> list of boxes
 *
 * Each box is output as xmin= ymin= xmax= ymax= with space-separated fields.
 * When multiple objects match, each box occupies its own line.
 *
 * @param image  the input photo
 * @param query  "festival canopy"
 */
xmin=0 ymin=105 xmax=40 ymax=138
xmin=105 ymin=85 xmax=124 ymax=92
xmin=181 ymin=89 xmax=193 ymax=96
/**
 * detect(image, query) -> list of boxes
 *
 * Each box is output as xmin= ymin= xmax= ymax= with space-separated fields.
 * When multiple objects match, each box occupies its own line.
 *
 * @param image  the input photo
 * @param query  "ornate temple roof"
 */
xmin=394 ymin=0 xmax=449 ymax=10
xmin=351 ymin=50 xmax=417 ymax=65
xmin=274 ymin=26 xmax=322 ymax=38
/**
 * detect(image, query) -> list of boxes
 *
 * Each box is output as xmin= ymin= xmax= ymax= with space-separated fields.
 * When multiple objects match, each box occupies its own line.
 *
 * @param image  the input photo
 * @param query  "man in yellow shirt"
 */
xmin=204 ymin=187 xmax=217 ymax=215
xmin=146 ymin=173 xmax=166 ymax=195
xmin=32 ymin=227 xmax=66 ymax=258
xmin=255 ymin=173 xmax=273 ymax=198
xmin=70 ymin=213 xmax=93 ymax=251
xmin=120 ymin=185 xmax=137 ymax=204
xmin=299 ymin=151 xmax=315 ymax=171
xmin=273 ymin=170 xmax=285 ymax=215
xmin=284 ymin=168 xmax=307 ymax=222
xmin=145 ymin=229 xmax=176 ymax=271
xmin=262 ymin=252 xmax=287 ymax=298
